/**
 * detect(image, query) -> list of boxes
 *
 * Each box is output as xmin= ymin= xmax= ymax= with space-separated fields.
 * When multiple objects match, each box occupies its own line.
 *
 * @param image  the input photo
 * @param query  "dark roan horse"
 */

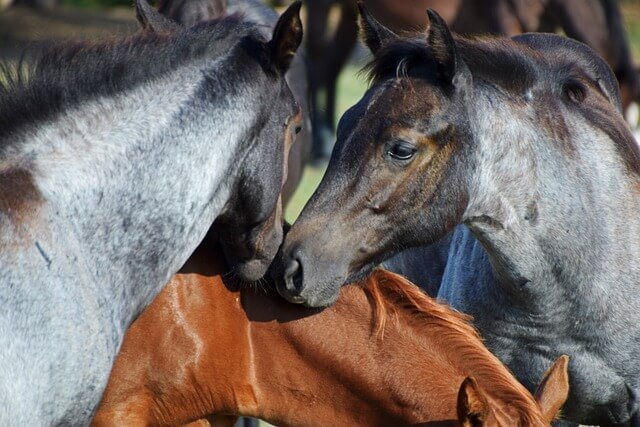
xmin=0 ymin=1 xmax=303 ymax=423
xmin=277 ymin=6 xmax=640 ymax=426
xmin=156 ymin=0 xmax=312 ymax=203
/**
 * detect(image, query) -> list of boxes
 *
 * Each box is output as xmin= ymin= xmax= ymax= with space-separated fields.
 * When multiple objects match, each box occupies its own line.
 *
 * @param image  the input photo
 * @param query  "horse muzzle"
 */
xmin=275 ymin=246 xmax=343 ymax=307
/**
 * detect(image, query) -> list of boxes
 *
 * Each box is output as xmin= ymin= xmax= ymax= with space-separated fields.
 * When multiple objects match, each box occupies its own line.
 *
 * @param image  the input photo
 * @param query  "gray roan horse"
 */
xmin=277 ymin=6 xmax=640 ymax=427
xmin=156 ymin=0 xmax=312 ymax=204
xmin=0 ymin=0 xmax=303 ymax=423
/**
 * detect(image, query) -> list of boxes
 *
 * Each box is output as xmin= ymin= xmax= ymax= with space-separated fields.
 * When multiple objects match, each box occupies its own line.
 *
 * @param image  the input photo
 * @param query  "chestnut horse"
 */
xmin=93 ymin=238 xmax=569 ymax=426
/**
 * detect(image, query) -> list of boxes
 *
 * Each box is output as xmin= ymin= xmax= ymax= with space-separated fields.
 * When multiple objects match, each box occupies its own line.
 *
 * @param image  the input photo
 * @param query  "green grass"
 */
xmin=335 ymin=64 xmax=369 ymax=128
xmin=284 ymin=164 xmax=326 ymax=222
xmin=623 ymin=2 xmax=640 ymax=59
xmin=284 ymin=63 xmax=369 ymax=221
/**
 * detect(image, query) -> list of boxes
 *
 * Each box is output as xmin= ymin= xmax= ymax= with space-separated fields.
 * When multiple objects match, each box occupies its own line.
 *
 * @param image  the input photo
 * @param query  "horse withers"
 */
xmin=277 ymin=6 xmax=640 ymax=426
xmin=0 ymin=1 xmax=302 ymax=423
xmin=93 ymin=237 xmax=569 ymax=426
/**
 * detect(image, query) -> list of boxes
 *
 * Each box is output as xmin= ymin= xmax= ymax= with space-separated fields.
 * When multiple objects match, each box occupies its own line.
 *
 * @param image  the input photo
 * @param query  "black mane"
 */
xmin=364 ymin=35 xmax=540 ymax=94
xmin=0 ymin=14 xmax=261 ymax=144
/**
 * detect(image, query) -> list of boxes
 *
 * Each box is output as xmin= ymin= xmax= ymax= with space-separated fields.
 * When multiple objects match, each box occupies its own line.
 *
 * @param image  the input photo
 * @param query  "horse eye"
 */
xmin=563 ymin=80 xmax=587 ymax=103
xmin=387 ymin=142 xmax=417 ymax=161
xmin=295 ymin=125 xmax=302 ymax=135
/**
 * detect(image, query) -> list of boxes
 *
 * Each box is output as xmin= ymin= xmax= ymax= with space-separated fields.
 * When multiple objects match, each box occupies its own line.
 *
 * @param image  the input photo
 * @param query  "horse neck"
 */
xmin=15 ymin=62 xmax=249 ymax=329
xmin=236 ymin=283 xmax=542 ymax=426
xmin=462 ymin=91 xmax=640 ymax=310
xmin=95 ymin=245 xmax=544 ymax=426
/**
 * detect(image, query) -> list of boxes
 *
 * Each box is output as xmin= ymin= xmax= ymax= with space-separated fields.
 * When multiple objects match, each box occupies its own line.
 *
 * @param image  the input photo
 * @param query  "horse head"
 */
xmin=276 ymin=1 xmax=639 ymax=308
xmin=136 ymin=0 xmax=303 ymax=282
xmin=457 ymin=355 xmax=570 ymax=426
xmin=212 ymin=2 xmax=303 ymax=282
xmin=276 ymin=7 xmax=472 ymax=306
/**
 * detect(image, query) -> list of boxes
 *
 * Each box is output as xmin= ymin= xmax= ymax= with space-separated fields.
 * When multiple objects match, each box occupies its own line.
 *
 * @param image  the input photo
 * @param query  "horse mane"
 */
xmin=0 ymin=14 xmax=260 ymax=146
xmin=363 ymin=35 xmax=539 ymax=93
xmin=361 ymin=269 xmax=547 ymax=426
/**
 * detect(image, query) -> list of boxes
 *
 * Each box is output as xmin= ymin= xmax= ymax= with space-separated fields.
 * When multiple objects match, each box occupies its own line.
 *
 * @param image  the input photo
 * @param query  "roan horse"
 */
xmin=0 ymin=1 xmax=302 ymax=423
xmin=93 ymin=237 xmax=569 ymax=426
xmin=156 ymin=0 xmax=312 ymax=203
xmin=278 ymin=7 xmax=640 ymax=426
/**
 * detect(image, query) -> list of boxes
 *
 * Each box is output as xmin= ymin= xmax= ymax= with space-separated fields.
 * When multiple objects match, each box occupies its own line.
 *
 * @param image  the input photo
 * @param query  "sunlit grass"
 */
xmin=623 ymin=2 xmax=640 ymax=60
xmin=284 ymin=62 xmax=368 ymax=222
xmin=284 ymin=164 xmax=326 ymax=222
xmin=335 ymin=63 xmax=369 ymax=128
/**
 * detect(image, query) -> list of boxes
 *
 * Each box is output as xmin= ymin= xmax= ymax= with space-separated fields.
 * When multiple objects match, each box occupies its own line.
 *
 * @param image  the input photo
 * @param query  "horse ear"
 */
xmin=269 ymin=1 xmax=303 ymax=74
xmin=357 ymin=2 xmax=399 ymax=55
xmin=534 ymin=355 xmax=570 ymax=423
xmin=457 ymin=377 xmax=490 ymax=426
xmin=425 ymin=8 xmax=458 ymax=85
xmin=136 ymin=0 xmax=180 ymax=33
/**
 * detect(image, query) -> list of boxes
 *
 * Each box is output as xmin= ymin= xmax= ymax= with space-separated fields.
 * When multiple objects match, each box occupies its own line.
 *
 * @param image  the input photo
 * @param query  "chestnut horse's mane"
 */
xmin=362 ymin=269 xmax=547 ymax=426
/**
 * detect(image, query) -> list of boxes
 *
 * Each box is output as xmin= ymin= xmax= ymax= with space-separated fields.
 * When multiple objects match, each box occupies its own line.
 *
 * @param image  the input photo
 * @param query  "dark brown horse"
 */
xmin=306 ymin=0 xmax=639 ymax=160
xmin=93 ymin=239 xmax=569 ymax=426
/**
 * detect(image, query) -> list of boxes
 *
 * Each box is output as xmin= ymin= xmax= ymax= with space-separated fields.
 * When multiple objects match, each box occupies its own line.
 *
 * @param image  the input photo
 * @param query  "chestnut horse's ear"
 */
xmin=136 ymin=0 xmax=180 ymax=33
xmin=269 ymin=1 xmax=303 ymax=74
xmin=358 ymin=2 xmax=399 ymax=55
xmin=425 ymin=8 xmax=458 ymax=85
xmin=457 ymin=377 xmax=490 ymax=426
xmin=534 ymin=355 xmax=570 ymax=423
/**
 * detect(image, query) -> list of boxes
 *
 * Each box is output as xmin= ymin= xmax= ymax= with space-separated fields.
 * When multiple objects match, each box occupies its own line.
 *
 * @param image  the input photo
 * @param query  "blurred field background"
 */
xmin=4 ymin=1 xmax=640 ymax=220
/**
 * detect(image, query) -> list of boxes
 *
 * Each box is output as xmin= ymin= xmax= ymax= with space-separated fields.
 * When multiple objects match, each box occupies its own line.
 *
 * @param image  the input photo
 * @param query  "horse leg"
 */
xmin=325 ymin=0 xmax=358 ymax=131
xmin=305 ymin=0 xmax=333 ymax=161
xmin=598 ymin=0 xmax=640 ymax=112
xmin=551 ymin=421 xmax=579 ymax=427
xmin=237 ymin=418 xmax=259 ymax=427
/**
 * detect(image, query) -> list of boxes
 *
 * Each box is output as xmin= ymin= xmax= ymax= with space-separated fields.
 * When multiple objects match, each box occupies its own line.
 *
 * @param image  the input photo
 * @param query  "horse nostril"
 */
xmin=284 ymin=258 xmax=303 ymax=291
xmin=280 ymin=256 xmax=306 ymax=305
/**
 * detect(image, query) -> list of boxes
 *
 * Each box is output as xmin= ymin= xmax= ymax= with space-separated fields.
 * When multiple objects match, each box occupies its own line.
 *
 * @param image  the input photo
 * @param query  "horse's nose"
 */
xmin=277 ymin=253 xmax=306 ymax=304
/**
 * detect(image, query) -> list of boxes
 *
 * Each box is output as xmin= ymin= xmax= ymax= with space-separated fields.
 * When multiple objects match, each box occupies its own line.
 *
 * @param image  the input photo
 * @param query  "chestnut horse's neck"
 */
xmin=94 ymin=244 xmax=548 ymax=426
xmin=218 ymin=271 xmax=547 ymax=426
